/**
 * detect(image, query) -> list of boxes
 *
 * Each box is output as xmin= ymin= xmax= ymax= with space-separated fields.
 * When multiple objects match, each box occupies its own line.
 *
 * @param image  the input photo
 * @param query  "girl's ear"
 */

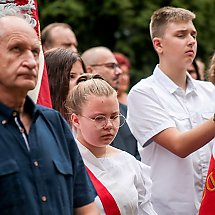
xmin=71 ymin=113 xmax=80 ymax=128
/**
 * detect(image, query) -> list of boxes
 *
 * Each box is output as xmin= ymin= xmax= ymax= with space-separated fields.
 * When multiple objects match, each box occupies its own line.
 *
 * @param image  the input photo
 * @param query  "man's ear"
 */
xmin=71 ymin=113 xmax=80 ymax=128
xmin=152 ymin=37 xmax=163 ymax=54
xmin=43 ymin=42 xmax=51 ymax=53
xmin=85 ymin=65 xmax=93 ymax=74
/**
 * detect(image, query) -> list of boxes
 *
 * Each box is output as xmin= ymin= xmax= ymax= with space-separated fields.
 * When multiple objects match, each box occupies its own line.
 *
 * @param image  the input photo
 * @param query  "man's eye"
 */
xmin=177 ymin=34 xmax=184 ymax=38
xmin=191 ymin=34 xmax=197 ymax=39
xmin=32 ymin=49 xmax=40 ymax=55
xmin=105 ymin=64 xmax=113 ymax=69
xmin=12 ymin=46 xmax=21 ymax=52
xmin=106 ymin=63 xmax=115 ymax=69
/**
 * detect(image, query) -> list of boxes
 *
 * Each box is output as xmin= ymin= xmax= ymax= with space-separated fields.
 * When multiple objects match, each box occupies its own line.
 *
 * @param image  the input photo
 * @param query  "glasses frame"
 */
xmin=80 ymin=113 xmax=126 ymax=129
xmin=90 ymin=62 xmax=120 ymax=70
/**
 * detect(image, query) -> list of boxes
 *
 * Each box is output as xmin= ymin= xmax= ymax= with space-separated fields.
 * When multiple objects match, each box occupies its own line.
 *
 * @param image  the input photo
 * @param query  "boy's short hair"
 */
xmin=149 ymin=6 xmax=196 ymax=39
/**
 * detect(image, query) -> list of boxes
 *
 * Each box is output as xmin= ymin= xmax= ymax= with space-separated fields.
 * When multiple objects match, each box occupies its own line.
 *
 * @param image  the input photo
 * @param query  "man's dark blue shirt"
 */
xmin=0 ymin=97 xmax=96 ymax=215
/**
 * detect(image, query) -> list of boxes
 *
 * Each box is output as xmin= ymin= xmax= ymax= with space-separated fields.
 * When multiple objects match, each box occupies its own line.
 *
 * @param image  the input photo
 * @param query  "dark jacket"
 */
xmin=111 ymin=103 xmax=140 ymax=160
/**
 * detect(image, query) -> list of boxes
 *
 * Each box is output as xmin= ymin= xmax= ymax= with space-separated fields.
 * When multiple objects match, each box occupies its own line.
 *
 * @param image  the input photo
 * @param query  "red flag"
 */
xmin=8 ymin=0 xmax=52 ymax=108
xmin=199 ymin=155 xmax=215 ymax=215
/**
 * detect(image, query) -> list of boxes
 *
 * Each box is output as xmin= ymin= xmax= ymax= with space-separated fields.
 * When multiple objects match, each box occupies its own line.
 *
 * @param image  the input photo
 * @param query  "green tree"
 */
xmin=37 ymin=0 xmax=215 ymax=86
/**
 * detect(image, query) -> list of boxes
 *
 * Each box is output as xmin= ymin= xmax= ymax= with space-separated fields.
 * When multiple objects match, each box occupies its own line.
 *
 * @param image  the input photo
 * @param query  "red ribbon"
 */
xmin=85 ymin=166 xmax=121 ymax=215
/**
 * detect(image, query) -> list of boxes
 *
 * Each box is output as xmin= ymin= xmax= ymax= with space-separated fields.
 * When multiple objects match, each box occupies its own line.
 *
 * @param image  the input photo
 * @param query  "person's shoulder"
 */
xmin=36 ymin=105 xmax=65 ymax=122
xmin=128 ymin=75 xmax=155 ymax=98
xmin=131 ymin=75 xmax=154 ymax=89
xmin=194 ymin=80 xmax=215 ymax=92
xmin=120 ymin=150 xmax=139 ymax=162
xmin=36 ymin=105 xmax=59 ymax=115
xmin=119 ymin=151 xmax=150 ymax=172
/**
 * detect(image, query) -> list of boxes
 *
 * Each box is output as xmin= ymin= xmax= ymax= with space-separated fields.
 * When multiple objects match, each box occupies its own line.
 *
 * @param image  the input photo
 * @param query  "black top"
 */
xmin=111 ymin=103 xmax=140 ymax=160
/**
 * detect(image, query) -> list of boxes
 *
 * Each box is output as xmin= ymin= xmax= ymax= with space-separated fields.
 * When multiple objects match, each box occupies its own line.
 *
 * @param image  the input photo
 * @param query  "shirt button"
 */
xmin=2 ymin=120 xmax=7 ymax=125
xmin=34 ymin=161 xmax=39 ymax=167
xmin=41 ymin=195 xmax=47 ymax=202
xmin=12 ymin=112 xmax=17 ymax=117
xmin=20 ymin=128 xmax=25 ymax=133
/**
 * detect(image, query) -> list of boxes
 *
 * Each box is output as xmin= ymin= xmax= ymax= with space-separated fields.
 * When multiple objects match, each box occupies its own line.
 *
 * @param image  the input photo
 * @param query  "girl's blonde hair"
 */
xmin=66 ymin=74 xmax=117 ymax=115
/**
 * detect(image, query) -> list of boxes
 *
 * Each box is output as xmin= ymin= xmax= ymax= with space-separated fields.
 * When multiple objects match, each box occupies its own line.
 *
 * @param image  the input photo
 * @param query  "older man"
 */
xmin=0 ymin=14 xmax=99 ymax=215
xmin=41 ymin=23 xmax=78 ymax=52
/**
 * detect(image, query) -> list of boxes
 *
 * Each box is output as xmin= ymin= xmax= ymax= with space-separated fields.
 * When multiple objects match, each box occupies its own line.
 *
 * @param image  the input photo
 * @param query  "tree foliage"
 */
xmin=37 ymin=0 xmax=215 ymax=86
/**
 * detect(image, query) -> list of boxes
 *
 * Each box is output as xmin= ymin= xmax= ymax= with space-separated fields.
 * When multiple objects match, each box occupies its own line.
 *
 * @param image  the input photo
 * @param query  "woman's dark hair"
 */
xmin=45 ymin=48 xmax=86 ymax=121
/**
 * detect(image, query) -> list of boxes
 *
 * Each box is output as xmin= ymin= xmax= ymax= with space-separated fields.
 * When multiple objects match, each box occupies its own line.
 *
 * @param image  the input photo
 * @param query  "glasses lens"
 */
xmin=94 ymin=114 xmax=126 ymax=129
xmin=106 ymin=63 xmax=119 ymax=70
xmin=94 ymin=115 xmax=107 ymax=129
xmin=111 ymin=114 xmax=126 ymax=128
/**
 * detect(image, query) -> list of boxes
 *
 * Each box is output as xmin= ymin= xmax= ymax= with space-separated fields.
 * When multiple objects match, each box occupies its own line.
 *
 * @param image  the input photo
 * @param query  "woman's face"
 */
xmin=118 ymin=64 xmax=130 ymax=94
xmin=68 ymin=60 xmax=84 ymax=95
xmin=73 ymin=94 xmax=120 ymax=149
xmin=187 ymin=63 xmax=197 ymax=79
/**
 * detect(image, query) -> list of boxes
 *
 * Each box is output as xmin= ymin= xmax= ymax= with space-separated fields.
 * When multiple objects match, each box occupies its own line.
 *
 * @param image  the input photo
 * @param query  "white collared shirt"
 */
xmin=76 ymin=140 xmax=157 ymax=215
xmin=127 ymin=65 xmax=215 ymax=215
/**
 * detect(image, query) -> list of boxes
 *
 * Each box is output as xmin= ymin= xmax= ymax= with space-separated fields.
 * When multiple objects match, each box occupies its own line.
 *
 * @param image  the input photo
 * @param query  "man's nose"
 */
xmin=115 ymin=66 xmax=122 ymax=76
xmin=22 ymin=51 xmax=38 ymax=69
xmin=70 ymin=45 xmax=77 ymax=52
xmin=188 ymin=34 xmax=196 ymax=46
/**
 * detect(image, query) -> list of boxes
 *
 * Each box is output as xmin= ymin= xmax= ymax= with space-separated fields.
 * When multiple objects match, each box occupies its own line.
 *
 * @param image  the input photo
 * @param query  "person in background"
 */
xmin=196 ymin=57 xmax=206 ymax=80
xmin=127 ymin=6 xmax=215 ymax=214
xmin=82 ymin=46 xmax=140 ymax=160
xmin=198 ymin=52 xmax=215 ymax=214
xmin=66 ymin=73 xmax=157 ymax=215
xmin=0 ymin=13 xmax=99 ymax=215
xmin=187 ymin=58 xmax=201 ymax=80
xmin=41 ymin=23 xmax=78 ymax=52
xmin=208 ymin=53 xmax=215 ymax=85
xmin=113 ymin=52 xmax=131 ymax=105
xmin=45 ymin=48 xmax=86 ymax=124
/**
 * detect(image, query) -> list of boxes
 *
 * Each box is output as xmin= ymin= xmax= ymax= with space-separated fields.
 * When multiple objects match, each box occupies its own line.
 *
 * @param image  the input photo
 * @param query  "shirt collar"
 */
xmin=153 ymin=64 xmax=197 ymax=95
xmin=0 ymin=96 xmax=40 ymax=123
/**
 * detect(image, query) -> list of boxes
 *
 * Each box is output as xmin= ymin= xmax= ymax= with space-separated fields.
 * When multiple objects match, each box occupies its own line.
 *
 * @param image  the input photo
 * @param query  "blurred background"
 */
xmin=38 ymin=0 xmax=215 ymax=88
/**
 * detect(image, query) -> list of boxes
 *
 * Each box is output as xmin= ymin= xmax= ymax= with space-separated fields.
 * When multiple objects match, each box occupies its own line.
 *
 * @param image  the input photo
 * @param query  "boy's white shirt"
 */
xmin=127 ymin=64 xmax=215 ymax=215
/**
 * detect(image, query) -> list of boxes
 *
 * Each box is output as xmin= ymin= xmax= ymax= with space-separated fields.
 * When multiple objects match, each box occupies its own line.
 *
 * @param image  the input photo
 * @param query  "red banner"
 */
xmin=199 ymin=155 xmax=215 ymax=215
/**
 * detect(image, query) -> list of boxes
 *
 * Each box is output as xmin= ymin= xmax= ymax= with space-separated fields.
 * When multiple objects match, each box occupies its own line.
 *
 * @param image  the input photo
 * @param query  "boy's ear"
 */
xmin=152 ymin=37 xmax=163 ymax=54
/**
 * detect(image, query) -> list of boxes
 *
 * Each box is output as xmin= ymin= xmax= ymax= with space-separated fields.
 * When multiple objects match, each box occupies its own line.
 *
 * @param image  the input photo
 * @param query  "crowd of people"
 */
xmin=0 ymin=4 xmax=215 ymax=215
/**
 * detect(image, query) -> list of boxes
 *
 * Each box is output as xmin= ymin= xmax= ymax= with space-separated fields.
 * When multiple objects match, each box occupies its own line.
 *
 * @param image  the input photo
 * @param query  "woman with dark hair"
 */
xmin=45 ymin=48 xmax=86 ymax=123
